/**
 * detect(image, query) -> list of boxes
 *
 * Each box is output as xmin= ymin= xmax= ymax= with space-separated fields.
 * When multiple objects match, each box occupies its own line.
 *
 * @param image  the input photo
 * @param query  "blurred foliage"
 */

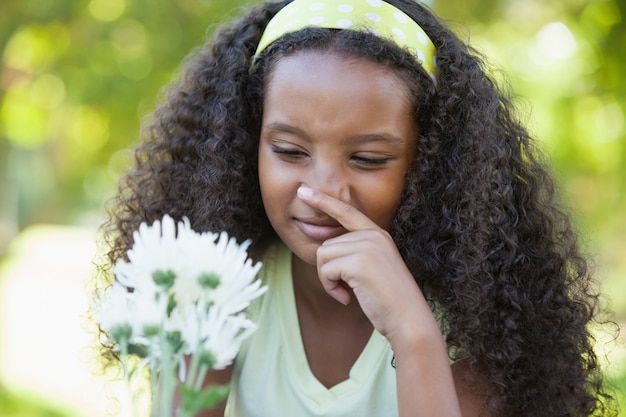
xmin=0 ymin=0 xmax=624 ymax=243
xmin=437 ymin=0 xmax=625 ymax=224
xmin=0 ymin=0 xmax=256 ymax=246
xmin=0 ymin=383 xmax=78 ymax=417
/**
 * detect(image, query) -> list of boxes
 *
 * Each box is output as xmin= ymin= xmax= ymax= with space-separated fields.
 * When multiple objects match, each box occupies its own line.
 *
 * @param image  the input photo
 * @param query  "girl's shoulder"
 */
xmin=246 ymin=240 xmax=291 ymax=319
xmin=452 ymin=360 xmax=492 ymax=417
xmin=258 ymin=240 xmax=291 ymax=284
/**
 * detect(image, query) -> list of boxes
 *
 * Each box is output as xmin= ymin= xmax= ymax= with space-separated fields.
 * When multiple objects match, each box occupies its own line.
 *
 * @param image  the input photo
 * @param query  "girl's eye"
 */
xmin=351 ymin=155 xmax=390 ymax=166
xmin=271 ymin=145 xmax=307 ymax=160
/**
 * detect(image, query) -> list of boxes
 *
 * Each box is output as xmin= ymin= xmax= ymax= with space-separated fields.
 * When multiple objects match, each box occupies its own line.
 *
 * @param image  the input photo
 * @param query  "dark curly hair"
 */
xmin=97 ymin=1 xmax=617 ymax=416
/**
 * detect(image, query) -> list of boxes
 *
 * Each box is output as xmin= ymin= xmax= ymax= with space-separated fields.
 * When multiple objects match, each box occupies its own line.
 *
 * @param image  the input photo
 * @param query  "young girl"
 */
xmin=98 ymin=0 xmax=617 ymax=416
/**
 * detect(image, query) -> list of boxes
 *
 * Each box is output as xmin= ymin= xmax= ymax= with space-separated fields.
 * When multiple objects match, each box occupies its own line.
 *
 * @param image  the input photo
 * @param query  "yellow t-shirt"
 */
xmin=225 ymin=242 xmax=398 ymax=416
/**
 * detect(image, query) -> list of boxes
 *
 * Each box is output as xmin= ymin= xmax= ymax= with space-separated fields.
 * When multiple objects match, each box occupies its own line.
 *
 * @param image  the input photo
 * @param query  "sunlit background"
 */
xmin=0 ymin=0 xmax=624 ymax=415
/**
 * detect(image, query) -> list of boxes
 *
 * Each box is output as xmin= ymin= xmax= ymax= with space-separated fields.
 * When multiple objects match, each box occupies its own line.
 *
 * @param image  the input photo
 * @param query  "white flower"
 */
xmin=97 ymin=280 xmax=169 ymax=343
xmin=96 ymin=214 xmax=267 ymax=416
xmin=113 ymin=215 xmax=187 ymax=297
xmin=169 ymin=300 xmax=257 ymax=369
xmin=198 ymin=308 xmax=258 ymax=370
xmin=196 ymin=232 xmax=266 ymax=315
xmin=167 ymin=301 xmax=258 ymax=380
xmin=99 ymin=213 xmax=266 ymax=345
xmin=168 ymin=221 xmax=220 ymax=300
xmin=97 ymin=282 xmax=134 ymax=340
xmin=131 ymin=285 xmax=169 ymax=337
xmin=169 ymin=229 xmax=266 ymax=315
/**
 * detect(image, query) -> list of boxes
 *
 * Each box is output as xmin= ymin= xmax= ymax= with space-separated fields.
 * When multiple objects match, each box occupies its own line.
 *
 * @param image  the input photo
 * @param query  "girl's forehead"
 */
xmin=268 ymin=50 xmax=409 ymax=91
xmin=263 ymin=51 xmax=415 ymax=123
xmin=261 ymin=51 xmax=416 ymax=141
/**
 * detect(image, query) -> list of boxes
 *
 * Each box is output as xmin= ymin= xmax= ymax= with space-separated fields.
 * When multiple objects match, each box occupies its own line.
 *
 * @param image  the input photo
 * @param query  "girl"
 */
xmin=98 ymin=0 xmax=617 ymax=416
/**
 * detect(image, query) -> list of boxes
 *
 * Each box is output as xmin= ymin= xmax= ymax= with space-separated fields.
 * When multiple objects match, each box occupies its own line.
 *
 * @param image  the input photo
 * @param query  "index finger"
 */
xmin=297 ymin=186 xmax=379 ymax=232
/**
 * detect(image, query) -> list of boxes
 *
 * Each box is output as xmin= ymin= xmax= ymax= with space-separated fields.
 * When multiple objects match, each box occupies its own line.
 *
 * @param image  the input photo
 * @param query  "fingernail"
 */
xmin=297 ymin=186 xmax=313 ymax=198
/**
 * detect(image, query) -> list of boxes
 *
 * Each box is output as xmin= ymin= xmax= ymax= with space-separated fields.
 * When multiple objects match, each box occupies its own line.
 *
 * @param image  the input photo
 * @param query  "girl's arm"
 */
xmin=387 ymin=290 xmax=488 ymax=417
xmin=297 ymin=186 xmax=488 ymax=417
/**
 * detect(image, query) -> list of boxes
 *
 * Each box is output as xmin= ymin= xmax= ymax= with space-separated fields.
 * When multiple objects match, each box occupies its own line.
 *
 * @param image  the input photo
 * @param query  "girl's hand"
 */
xmin=297 ymin=186 xmax=473 ymax=417
xmin=296 ymin=185 xmax=433 ymax=345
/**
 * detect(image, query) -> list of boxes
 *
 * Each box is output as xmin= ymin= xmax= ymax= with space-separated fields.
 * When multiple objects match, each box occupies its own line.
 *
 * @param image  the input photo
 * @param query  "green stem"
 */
xmin=150 ymin=333 xmax=175 ymax=417
xmin=120 ymin=339 xmax=137 ymax=417
xmin=185 ymin=350 xmax=201 ymax=391
xmin=149 ymin=343 xmax=158 ymax=417
xmin=179 ymin=348 xmax=206 ymax=417
xmin=193 ymin=363 xmax=209 ymax=392
xmin=159 ymin=332 xmax=175 ymax=417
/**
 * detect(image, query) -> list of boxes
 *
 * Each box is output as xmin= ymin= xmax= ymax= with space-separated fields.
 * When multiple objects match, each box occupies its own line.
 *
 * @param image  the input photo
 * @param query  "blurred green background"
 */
xmin=0 ymin=0 xmax=624 ymax=415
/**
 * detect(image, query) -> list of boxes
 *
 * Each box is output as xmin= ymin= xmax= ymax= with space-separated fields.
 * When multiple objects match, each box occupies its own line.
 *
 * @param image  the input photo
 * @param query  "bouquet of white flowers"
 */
xmin=96 ymin=215 xmax=267 ymax=417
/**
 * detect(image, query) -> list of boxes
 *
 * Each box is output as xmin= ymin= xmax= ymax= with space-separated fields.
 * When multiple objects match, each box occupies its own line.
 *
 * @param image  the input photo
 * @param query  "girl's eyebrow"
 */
xmin=347 ymin=133 xmax=406 ymax=145
xmin=262 ymin=122 xmax=309 ymax=140
xmin=262 ymin=122 xmax=406 ymax=144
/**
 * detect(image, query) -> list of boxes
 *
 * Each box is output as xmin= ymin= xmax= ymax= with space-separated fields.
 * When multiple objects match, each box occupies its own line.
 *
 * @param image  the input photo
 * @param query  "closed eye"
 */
xmin=272 ymin=145 xmax=307 ymax=160
xmin=351 ymin=155 xmax=391 ymax=166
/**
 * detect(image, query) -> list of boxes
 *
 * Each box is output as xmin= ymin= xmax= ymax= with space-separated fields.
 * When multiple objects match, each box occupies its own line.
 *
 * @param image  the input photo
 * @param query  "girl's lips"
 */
xmin=295 ymin=218 xmax=345 ymax=241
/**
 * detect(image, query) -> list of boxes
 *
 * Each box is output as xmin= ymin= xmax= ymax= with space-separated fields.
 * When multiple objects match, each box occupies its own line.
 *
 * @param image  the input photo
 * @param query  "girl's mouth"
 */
xmin=294 ymin=217 xmax=345 ymax=241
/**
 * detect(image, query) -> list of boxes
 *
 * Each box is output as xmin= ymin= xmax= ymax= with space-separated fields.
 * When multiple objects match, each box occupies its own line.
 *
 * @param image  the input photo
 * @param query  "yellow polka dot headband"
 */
xmin=255 ymin=0 xmax=438 ymax=84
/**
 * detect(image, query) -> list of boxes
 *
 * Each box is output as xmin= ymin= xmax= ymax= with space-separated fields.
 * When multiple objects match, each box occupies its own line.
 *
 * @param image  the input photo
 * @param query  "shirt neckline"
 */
xmin=274 ymin=243 xmax=388 ymax=404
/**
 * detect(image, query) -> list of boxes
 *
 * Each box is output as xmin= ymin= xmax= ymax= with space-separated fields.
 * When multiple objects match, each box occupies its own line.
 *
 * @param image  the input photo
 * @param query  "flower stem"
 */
xmin=193 ymin=364 xmax=209 ymax=392
xmin=185 ymin=351 xmax=201 ymax=391
xmin=160 ymin=339 xmax=175 ymax=417
xmin=120 ymin=339 xmax=138 ymax=417
xmin=151 ymin=333 xmax=175 ymax=417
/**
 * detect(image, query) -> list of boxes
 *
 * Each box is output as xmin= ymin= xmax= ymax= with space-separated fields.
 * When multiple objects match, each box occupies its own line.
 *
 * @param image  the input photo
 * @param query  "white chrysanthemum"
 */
xmin=167 ymin=301 xmax=259 ymax=373
xmin=98 ymin=213 xmax=267 ymax=385
xmin=168 ymin=228 xmax=219 ymax=306
xmin=169 ymin=300 xmax=256 ymax=357
xmin=131 ymin=285 xmax=169 ymax=337
xmin=170 ymin=230 xmax=266 ymax=315
xmin=199 ymin=308 xmax=258 ymax=370
xmin=95 ymin=214 xmax=269 ymax=417
xmin=202 ymin=232 xmax=266 ymax=314
xmin=207 ymin=255 xmax=266 ymax=315
xmin=97 ymin=281 xmax=168 ymax=342
xmin=167 ymin=302 xmax=204 ymax=354
xmin=97 ymin=282 xmax=133 ymax=337
xmin=113 ymin=215 xmax=187 ymax=296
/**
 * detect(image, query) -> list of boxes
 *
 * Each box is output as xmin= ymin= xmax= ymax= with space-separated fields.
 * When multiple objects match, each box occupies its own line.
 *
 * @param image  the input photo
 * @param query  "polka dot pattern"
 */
xmin=393 ymin=11 xmax=408 ymax=24
xmin=365 ymin=12 xmax=381 ymax=22
xmin=337 ymin=18 xmax=353 ymax=28
xmin=392 ymin=27 xmax=406 ymax=40
xmin=416 ymin=31 xmax=428 ymax=45
xmin=255 ymin=0 xmax=438 ymax=84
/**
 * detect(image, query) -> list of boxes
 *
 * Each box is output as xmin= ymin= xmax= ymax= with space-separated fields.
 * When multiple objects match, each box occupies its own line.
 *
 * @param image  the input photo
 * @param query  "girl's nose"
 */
xmin=306 ymin=160 xmax=351 ymax=204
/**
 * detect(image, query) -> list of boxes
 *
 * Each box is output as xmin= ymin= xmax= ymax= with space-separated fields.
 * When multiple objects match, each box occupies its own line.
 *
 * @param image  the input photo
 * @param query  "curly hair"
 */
xmin=98 ymin=0 xmax=617 ymax=416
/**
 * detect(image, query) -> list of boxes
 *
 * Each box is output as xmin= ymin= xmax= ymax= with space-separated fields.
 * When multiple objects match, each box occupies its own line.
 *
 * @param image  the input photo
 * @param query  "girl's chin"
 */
xmin=290 ymin=247 xmax=320 ymax=269
xmin=275 ymin=228 xmax=325 ymax=267
xmin=296 ymin=252 xmax=318 ymax=267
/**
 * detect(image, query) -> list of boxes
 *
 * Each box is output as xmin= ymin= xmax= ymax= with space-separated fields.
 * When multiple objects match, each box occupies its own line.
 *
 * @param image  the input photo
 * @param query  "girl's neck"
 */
xmin=291 ymin=254 xmax=374 ymax=389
